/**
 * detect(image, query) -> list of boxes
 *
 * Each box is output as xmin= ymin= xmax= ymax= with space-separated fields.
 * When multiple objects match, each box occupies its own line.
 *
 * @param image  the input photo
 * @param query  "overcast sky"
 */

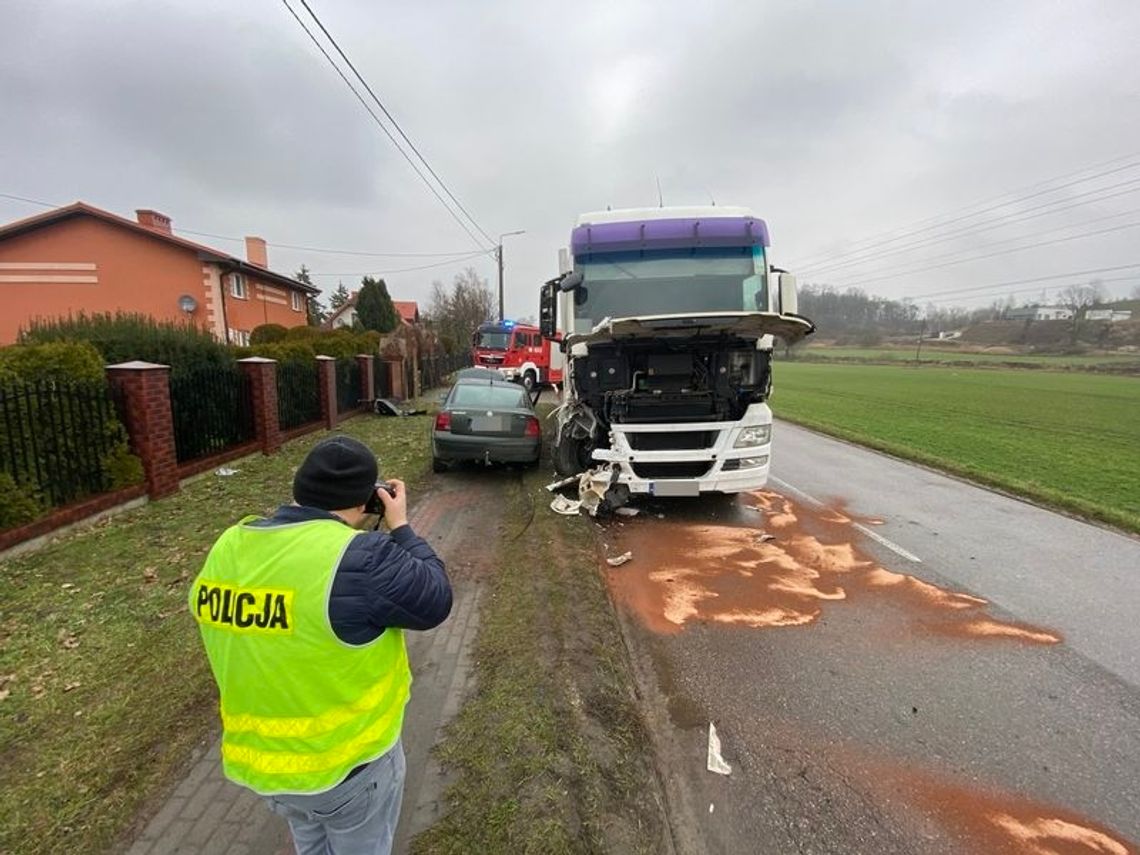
xmin=3 ymin=0 xmax=1140 ymax=317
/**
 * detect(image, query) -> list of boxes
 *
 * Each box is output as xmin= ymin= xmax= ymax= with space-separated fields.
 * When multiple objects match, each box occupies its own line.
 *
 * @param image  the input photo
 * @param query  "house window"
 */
xmin=291 ymin=290 xmax=303 ymax=312
xmin=230 ymin=273 xmax=247 ymax=299
xmin=228 ymin=328 xmax=251 ymax=346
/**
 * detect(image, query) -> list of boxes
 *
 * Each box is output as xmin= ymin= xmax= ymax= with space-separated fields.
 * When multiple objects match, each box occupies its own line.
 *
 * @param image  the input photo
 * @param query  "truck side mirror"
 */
xmin=778 ymin=273 xmax=798 ymax=315
xmin=539 ymin=281 xmax=557 ymax=339
xmin=559 ymin=271 xmax=584 ymax=292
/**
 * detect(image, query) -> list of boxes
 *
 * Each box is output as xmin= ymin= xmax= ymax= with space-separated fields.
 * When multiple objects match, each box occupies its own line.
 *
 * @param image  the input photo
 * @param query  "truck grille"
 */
xmin=627 ymin=431 xmax=715 ymax=451
xmin=631 ymin=462 xmax=711 ymax=480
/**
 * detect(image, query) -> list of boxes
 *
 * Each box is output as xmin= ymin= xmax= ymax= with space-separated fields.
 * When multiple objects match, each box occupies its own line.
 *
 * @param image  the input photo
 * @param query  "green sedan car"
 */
xmin=431 ymin=374 xmax=542 ymax=472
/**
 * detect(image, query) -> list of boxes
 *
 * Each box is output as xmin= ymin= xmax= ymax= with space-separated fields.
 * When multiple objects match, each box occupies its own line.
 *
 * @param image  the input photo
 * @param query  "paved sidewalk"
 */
xmin=127 ymin=477 xmax=496 ymax=855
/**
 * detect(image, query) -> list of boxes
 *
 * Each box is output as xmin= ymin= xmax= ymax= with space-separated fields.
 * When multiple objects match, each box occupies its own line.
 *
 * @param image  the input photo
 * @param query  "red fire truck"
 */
xmin=472 ymin=320 xmax=564 ymax=391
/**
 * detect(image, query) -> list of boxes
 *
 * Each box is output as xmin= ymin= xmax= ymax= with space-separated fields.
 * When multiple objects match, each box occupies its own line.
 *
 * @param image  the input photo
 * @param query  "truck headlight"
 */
xmin=734 ymin=425 xmax=771 ymax=448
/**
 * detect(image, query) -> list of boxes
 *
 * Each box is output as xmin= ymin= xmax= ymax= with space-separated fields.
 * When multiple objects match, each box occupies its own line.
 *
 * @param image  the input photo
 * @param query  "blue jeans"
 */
xmin=266 ymin=741 xmax=406 ymax=855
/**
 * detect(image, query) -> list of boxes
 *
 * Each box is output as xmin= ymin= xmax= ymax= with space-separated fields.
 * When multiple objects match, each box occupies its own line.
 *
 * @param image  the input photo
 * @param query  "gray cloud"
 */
xmin=2 ymin=0 xmax=1139 ymax=315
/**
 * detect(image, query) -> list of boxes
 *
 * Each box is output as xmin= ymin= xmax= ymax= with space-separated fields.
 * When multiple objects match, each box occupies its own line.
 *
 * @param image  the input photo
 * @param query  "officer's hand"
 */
xmin=377 ymin=479 xmax=408 ymax=530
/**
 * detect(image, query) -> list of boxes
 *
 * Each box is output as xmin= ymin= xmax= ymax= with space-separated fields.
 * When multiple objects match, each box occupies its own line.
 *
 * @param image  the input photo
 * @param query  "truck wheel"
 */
xmin=552 ymin=435 xmax=584 ymax=477
xmin=522 ymin=370 xmax=538 ymax=392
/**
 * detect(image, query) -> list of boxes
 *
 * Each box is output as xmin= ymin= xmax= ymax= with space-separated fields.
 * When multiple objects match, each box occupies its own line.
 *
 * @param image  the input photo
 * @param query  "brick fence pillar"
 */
xmin=356 ymin=354 xmax=375 ymax=404
xmin=238 ymin=357 xmax=281 ymax=455
xmin=386 ymin=360 xmax=406 ymax=400
xmin=106 ymin=361 xmax=179 ymax=500
xmin=316 ymin=355 xmax=337 ymax=429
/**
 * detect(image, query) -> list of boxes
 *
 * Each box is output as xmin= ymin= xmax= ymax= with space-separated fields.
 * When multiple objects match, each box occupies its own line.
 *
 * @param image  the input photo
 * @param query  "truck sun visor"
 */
xmin=571 ymin=217 xmax=770 ymax=256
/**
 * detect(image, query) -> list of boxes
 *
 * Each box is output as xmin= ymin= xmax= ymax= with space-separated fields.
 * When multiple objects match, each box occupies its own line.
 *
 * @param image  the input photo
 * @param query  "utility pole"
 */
xmin=496 ymin=230 xmax=525 ymax=322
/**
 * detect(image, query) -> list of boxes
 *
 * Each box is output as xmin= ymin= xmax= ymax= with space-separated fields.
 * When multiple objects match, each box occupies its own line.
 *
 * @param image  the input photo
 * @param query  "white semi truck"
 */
xmin=538 ymin=205 xmax=814 ymax=497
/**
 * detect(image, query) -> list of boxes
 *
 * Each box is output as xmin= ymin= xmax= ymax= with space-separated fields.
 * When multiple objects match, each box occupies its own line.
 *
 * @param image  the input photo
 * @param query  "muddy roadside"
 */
xmin=408 ymin=459 xmax=672 ymax=855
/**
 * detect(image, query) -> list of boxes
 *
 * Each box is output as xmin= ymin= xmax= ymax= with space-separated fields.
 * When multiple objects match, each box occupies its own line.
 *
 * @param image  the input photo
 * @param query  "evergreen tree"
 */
xmin=295 ymin=265 xmax=326 ymax=326
xmin=329 ymin=282 xmax=351 ymax=311
xmin=356 ymin=276 xmax=398 ymax=333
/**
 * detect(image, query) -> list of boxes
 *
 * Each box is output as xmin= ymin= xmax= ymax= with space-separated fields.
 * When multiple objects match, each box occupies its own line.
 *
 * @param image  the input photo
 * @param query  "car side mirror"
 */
xmin=559 ymin=271 xmax=584 ymax=292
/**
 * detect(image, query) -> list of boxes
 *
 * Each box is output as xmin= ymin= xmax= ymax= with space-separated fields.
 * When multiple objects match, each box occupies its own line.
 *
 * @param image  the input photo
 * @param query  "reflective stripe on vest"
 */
xmin=190 ymin=516 xmax=410 ymax=795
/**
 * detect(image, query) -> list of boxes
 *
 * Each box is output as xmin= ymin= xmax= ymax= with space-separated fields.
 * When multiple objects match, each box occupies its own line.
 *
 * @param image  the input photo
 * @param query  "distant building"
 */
xmin=936 ymin=330 xmax=963 ymax=340
xmin=326 ymin=294 xmax=420 ymax=330
xmin=1006 ymin=305 xmax=1074 ymax=322
xmin=1084 ymin=309 xmax=1132 ymax=322
xmin=0 ymin=202 xmax=317 ymax=345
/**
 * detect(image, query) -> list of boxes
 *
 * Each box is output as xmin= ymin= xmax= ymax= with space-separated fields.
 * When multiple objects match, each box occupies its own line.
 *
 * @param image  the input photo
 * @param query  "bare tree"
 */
xmin=425 ymin=267 xmax=495 ymax=354
xmin=1131 ymin=283 xmax=1140 ymax=300
xmin=1057 ymin=281 xmax=1108 ymax=344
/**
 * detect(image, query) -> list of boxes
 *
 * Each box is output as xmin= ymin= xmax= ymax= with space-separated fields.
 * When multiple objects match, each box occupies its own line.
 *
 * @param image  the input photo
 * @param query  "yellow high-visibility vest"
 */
xmin=190 ymin=515 xmax=410 ymax=795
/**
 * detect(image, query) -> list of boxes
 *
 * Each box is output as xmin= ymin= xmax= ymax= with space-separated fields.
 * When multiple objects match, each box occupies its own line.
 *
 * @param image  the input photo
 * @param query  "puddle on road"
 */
xmin=604 ymin=489 xmax=1061 ymax=644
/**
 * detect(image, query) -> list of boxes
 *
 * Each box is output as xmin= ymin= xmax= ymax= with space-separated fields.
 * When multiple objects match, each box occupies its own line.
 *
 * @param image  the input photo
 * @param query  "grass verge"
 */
xmin=774 ymin=362 xmax=1140 ymax=533
xmin=0 ymin=412 xmax=434 ymax=855
xmin=412 ymin=443 xmax=667 ymax=854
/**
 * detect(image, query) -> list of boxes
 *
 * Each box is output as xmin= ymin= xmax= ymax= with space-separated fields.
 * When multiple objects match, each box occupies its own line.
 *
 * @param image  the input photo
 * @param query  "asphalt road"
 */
xmin=602 ymin=421 xmax=1140 ymax=855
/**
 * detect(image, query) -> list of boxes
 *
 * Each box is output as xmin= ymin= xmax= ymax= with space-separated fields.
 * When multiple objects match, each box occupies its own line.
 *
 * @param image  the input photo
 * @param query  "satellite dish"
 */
xmin=178 ymin=294 xmax=198 ymax=314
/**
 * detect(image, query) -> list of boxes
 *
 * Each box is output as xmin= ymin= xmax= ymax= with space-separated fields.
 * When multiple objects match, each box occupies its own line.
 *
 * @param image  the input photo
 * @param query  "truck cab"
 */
xmin=539 ymin=205 xmax=813 ymax=495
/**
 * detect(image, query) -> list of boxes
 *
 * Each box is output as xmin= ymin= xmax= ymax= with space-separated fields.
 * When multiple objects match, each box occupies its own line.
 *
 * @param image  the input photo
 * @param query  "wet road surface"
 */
xmin=598 ymin=422 xmax=1140 ymax=854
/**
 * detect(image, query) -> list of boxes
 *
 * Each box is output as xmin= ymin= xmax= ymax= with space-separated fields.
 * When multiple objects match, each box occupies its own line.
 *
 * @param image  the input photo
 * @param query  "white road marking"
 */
xmin=769 ymin=476 xmax=923 ymax=564
xmin=851 ymin=522 xmax=923 ymax=564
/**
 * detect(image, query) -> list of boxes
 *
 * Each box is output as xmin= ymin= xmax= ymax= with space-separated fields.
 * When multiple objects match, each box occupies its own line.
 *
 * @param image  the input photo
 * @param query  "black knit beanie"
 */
xmin=293 ymin=436 xmax=378 ymax=511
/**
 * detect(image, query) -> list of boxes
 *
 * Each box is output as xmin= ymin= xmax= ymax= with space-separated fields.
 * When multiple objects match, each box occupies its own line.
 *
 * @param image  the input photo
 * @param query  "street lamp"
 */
xmin=496 ymin=230 xmax=526 ymax=322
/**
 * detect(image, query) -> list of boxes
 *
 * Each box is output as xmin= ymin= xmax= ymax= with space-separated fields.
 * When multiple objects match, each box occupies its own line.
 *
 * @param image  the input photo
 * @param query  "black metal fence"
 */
xmin=419 ymin=351 xmax=471 ymax=392
xmin=277 ymin=361 xmax=321 ymax=430
xmin=335 ymin=359 xmax=362 ymax=416
xmin=169 ymin=366 xmax=255 ymax=463
xmin=0 ymin=379 xmax=133 ymax=509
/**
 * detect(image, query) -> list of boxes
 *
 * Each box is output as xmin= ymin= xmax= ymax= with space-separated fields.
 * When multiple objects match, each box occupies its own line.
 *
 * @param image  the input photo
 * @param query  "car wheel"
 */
xmin=522 ymin=370 xmax=537 ymax=393
xmin=431 ymin=456 xmax=448 ymax=473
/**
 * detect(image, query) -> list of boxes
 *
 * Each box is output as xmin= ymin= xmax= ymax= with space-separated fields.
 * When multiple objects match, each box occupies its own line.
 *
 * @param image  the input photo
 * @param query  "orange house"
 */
xmin=0 ymin=202 xmax=318 ymax=345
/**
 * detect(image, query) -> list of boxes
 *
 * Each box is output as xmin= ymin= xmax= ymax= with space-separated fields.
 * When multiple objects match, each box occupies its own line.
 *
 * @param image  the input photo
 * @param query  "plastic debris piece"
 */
xmin=707 ymin=722 xmax=732 ymax=775
xmin=578 ymin=465 xmax=630 ymax=517
xmin=709 ymin=803 xmax=715 ymax=814
xmin=215 ymin=467 xmax=239 ymax=476
xmin=550 ymin=495 xmax=582 ymax=516
xmin=545 ymin=475 xmax=578 ymax=493
xmin=757 ymin=533 xmax=776 ymax=543
xmin=614 ymin=507 xmax=640 ymax=517
xmin=606 ymin=552 xmax=633 ymax=567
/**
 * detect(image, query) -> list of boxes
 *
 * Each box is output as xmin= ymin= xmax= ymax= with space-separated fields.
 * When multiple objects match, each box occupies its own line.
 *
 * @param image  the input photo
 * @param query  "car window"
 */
xmin=450 ymin=384 xmax=528 ymax=409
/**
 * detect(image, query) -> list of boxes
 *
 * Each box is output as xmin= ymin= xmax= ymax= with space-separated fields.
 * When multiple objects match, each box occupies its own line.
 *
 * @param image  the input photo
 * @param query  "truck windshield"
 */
xmin=573 ymin=246 xmax=767 ymax=331
xmin=474 ymin=331 xmax=511 ymax=350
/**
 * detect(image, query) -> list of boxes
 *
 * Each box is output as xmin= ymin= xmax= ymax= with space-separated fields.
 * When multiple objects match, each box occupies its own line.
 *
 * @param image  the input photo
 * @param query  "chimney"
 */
xmin=245 ymin=236 xmax=268 ymax=268
xmin=136 ymin=209 xmax=172 ymax=235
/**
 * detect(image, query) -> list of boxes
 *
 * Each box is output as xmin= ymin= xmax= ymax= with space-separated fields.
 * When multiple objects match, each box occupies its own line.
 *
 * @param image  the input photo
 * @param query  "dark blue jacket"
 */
xmin=253 ymin=505 xmax=451 ymax=644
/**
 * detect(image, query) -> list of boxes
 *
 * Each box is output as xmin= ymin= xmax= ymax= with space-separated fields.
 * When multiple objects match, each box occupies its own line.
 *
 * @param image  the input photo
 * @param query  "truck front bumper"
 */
xmin=589 ymin=405 xmax=773 ymax=496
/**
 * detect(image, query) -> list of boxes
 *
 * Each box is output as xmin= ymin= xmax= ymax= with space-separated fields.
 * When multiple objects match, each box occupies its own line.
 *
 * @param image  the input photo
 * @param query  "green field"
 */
xmin=787 ymin=346 xmax=1140 ymax=371
xmin=773 ymin=363 xmax=1140 ymax=532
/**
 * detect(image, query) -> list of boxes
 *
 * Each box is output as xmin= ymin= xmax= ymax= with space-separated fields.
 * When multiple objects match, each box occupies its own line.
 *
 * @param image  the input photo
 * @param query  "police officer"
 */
xmin=190 ymin=435 xmax=451 ymax=855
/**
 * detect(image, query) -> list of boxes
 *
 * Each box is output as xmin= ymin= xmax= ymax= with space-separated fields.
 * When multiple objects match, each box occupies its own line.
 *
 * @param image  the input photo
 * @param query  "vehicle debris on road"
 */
xmin=707 ymin=722 xmax=732 ymax=775
xmin=606 ymin=552 xmax=633 ymax=567
xmin=549 ymin=495 xmax=582 ymax=516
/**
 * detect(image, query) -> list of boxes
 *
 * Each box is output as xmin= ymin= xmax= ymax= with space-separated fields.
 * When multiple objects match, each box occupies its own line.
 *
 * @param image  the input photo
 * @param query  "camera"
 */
xmin=364 ymin=481 xmax=396 ymax=515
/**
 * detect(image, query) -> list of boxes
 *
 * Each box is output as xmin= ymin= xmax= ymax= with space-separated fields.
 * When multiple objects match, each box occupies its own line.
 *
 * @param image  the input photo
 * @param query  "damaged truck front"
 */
xmin=539 ymin=206 xmax=814 ymax=496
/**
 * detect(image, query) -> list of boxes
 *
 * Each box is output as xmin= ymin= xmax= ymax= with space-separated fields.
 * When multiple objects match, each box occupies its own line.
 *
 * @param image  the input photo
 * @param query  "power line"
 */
xmin=280 ymin=0 xmax=491 ymax=251
xmin=802 ymin=178 xmax=1140 ymax=276
xmin=833 ymin=220 xmax=1140 ymax=289
xmin=921 ymin=275 xmax=1140 ymax=307
xmin=296 ymin=0 xmax=495 ymax=248
xmin=887 ymin=262 xmax=1140 ymax=302
xmin=0 ymin=190 xmax=488 ymax=260
xmin=309 ymin=251 xmax=489 ymax=276
xmin=821 ymin=205 xmax=1140 ymax=284
xmin=787 ymin=150 xmax=1140 ymax=269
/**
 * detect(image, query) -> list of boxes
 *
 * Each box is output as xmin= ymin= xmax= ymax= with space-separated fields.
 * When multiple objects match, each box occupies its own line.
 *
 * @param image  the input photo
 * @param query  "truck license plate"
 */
xmin=650 ymin=481 xmax=700 ymax=497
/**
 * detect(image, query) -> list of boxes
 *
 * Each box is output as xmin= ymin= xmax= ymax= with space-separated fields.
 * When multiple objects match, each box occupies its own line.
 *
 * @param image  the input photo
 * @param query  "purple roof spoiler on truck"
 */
xmin=571 ymin=216 xmax=770 ymax=256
